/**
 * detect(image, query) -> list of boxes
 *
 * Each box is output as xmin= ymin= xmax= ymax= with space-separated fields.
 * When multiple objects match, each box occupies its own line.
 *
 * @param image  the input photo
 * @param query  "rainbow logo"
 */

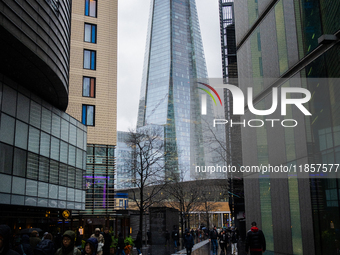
xmin=198 ymin=82 xmax=223 ymax=106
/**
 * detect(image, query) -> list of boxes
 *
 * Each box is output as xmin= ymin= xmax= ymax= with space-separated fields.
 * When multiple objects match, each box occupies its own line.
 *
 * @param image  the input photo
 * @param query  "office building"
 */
xmin=234 ymin=0 xmax=340 ymax=254
xmin=0 ymin=0 xmax=87 ymax=230
xmin=219 ymin=0 xmax=245 ymax=237
xmin=115 ymin=131 xmax=135 ymax=190
xmin=136 ymin=0 xmax=217 ymax=180
xmin=66 ymin=0 xmax=117 ymax=221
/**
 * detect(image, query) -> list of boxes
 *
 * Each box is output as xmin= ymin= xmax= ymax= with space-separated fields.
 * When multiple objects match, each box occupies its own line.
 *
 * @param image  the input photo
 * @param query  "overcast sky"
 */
xmin=117 ymin=0 xmax=223 ymax=132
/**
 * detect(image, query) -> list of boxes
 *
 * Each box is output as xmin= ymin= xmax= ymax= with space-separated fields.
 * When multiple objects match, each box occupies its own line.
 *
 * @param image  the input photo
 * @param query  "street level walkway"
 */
xmin=172 ymin=239 xmax=209 ymax=254
xmin=132 ymin=239 xmax=249 ymax=255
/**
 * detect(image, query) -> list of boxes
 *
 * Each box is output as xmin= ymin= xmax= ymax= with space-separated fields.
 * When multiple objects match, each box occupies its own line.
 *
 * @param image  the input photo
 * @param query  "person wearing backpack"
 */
xmin=34 ymin=233 xmax=55 ymax=255
xmin=54 ymin=230 xmax=81 ymax=255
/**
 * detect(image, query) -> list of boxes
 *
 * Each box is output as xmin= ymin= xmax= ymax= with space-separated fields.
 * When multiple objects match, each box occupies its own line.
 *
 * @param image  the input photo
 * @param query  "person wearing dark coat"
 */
xmin=209 ymin=226 xmax=218 ymax=255
xmin=102 ymin=228 xmax=111 ymax=255
xmin=164 ymin=230 xmax=170 ymax=246
xmin=171 ymin=227 xmax=179 ymax=248
xmin=54 ymin=230 xmax=81 ymax=255
xmin=146 ymin=230 xmax=151 ymax=245
xmin=29 ymin=231 xmax=41 ymax=251
xmin=81 ymin=238 xmax=98 ymax=255
xmin=183 ymin=231 xmax=194 ymax=255
xmin=219 ymin=229 xmax=228 ymax=255
xmin=116 ymin=233 xmax=125 ymax=255
xmin=15 ymin=235 xmax=33 ymax=255
xmin=134 ymin=231 xmax=142 ymax=255
xmin=0 ymin=225 xmax=20 ymax=255
xmin=54 ymin=231 xmax=62 ymax=251
xmin=245 ymin=222 xmax=266 ymax=255
xmin=34 ymin=235 xmax=55 ymax=255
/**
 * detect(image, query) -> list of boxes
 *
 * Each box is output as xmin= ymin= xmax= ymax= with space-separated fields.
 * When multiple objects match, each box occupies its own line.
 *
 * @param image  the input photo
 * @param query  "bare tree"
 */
xmin=124 ymin=125 xmax=168 ymax=243
xmin=164 ymin=171 xmax=202 ymax=238
xmin=198 ymin=188 xmax=220 ymax=229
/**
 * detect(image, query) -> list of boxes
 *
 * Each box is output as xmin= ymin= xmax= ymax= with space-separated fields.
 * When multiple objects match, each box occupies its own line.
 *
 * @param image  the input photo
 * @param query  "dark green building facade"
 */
xmin=234 ymin=0 xmax=340 ymax=254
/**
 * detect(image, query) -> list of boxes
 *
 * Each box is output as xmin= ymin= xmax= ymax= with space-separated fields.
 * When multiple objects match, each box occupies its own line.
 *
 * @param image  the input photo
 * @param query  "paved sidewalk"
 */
xmin=172 ymin=239 xmax=209 ymax=254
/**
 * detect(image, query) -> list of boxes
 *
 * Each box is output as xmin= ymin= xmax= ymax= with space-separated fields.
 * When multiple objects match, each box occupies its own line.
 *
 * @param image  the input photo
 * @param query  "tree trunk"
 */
xmin=180 ymin=210 xmax=184 ymax=246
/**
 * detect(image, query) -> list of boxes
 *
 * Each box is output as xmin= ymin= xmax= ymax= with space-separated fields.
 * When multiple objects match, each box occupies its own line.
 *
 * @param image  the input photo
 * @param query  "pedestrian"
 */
xmin=75 ymin=230 xmax=82 ymax=248
xmin=183 ymin=231 xmax=194 ymax=255
xmin=29 ymin=231 xmax=41 ymax=251
xmin=81 ymin=238 xmax=98 ymax=255
xmin=190 ymin=229 xmax=195 ymax=239
xmin=134 ymin=231 xmax=142 ymax=255
xmin=219 ymin=229 xmax=228 ymax=255
xmin=102 ymin=228 xmax=111 ymax=255
xmin=41 ymin=233 xmax=48 ymax=242
xmin=230 ymin=227 xmax=238 ymax=255
xmin=15 ymin=234 xmax=33 ymax=255
xmin=54 ymin=229 xmax=62 ymax=251
xmin=171 ymin=226 xmax=179 ymax=249
xmin=146 ymin=230 xmax=151 ymax=245
xmin=34 ymin=234 xmax=55 ymax=255
xmin=209 ymin=226 xmax=218 ymax=255
xmin=164 ymin=230 xmax=170 ymax=246
xmin=245 ymin=222 xmax=266 ymax=255
xmin=90 ymin=228 xmax=104 ymax=255
xmin=54 ymin=230 xmax=81 ymax=255
xmin=115 ymin=233 xmax=125 ymax=255
xmin=0 ymin=225 xmax=20 ymax=255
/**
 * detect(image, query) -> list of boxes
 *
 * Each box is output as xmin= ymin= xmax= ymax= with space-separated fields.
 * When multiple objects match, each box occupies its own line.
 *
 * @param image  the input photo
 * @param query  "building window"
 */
xmin=83 ymin=77 xmax=95 ymax=98
xmin=82 ymin=105 xmax=95 ymax=126
xmin=119 ymin=199 xmax=123 ymax=207
xmin=84 ymin=23 xmax=97 ymax=43
xmin=84 ymin=50 xmax=96 ymax=70
xmin=85 ymin=0 xmax=97 ymax=17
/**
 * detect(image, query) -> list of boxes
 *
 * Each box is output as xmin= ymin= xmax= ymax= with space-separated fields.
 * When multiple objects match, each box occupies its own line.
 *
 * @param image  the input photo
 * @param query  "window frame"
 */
xmin=85 ymin=0 xmax=97 ymax=18
xmin=82 ymin=104 xmax=95 ymax=126
xmin=82 ymin=76 xmax=96 ymax=98
xmin=84 ymin=23 xmax=97 ymax=43
xmin=83 ymin=49 xmax=96 ymax=70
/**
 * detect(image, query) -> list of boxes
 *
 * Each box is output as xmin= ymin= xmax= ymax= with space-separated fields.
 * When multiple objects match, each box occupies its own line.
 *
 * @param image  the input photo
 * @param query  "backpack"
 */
xmin=231 ymin=231 xmax=238 ymax=243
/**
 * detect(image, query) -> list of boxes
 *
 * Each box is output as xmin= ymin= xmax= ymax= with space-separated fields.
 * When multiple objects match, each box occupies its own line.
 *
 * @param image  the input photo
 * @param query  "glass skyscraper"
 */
xmin=137 ymin=0 xmax=215 ymax=180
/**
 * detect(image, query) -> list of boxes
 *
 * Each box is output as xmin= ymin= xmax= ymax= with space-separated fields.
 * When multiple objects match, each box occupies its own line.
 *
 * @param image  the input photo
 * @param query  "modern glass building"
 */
xmin=234 ymin=0 xmax=340 ymax=254
xmin=115 ymin=131 xmax=136 ymax=190
xmin=137 ymin=0 xmax=216 ymax=180
xmin=0 ymin=0 xmax=87 ymax=230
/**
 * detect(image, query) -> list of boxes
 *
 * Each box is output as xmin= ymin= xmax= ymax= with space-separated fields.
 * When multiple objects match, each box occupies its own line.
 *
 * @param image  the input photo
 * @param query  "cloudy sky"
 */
xmin=117 ymin=0 xmax=223 ymax=132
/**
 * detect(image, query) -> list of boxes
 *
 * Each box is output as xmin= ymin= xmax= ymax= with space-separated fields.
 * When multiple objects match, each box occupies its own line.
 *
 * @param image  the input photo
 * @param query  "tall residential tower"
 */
xmin=67 ymin=0 xmax=117 ymax=222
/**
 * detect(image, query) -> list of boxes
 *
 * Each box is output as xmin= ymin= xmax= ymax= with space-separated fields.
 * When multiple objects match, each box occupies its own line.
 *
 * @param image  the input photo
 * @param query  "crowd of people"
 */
xmin=208 ymin=222 xmax=266 ymax=255
xmin=0 ymin=222 xmax=265 ymax=255
xmin=0 ymin=225 xmax=118 ymax=255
